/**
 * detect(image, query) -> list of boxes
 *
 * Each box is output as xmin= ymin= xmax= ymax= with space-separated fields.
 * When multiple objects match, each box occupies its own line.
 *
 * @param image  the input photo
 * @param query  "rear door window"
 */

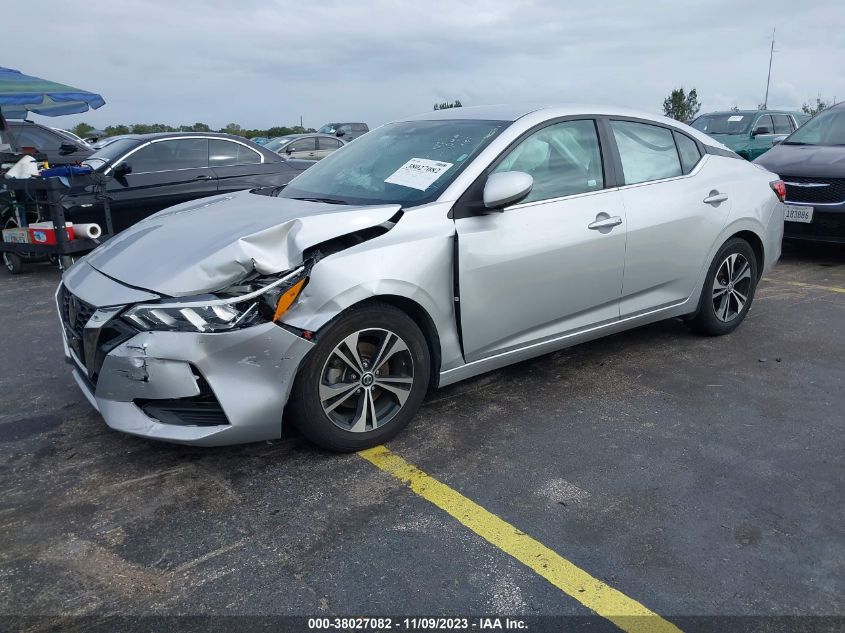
xmin=673 ymin=132 xmax=701 ymax=175
xmin=771 ymin=114 xmax=793 ymax=134
xmin=318 ymin=137 xmax=342 ymax=150
xmin=209 ymin=139 xmax=261 ymax=166
xmin=288 ymin=138 xmax=316 ymax=152
xmin=610 ymin=121 xmax=682 ymax=185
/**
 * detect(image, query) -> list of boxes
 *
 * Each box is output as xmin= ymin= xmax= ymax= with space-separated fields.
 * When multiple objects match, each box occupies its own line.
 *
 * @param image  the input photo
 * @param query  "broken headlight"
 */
xmin=123 ymin=267 xmax=307 ymax=333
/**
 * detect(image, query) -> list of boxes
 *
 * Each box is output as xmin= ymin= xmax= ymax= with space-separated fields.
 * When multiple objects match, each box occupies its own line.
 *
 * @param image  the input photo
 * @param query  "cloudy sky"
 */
xmin=5 ymin=0 xmax=843 ymax=131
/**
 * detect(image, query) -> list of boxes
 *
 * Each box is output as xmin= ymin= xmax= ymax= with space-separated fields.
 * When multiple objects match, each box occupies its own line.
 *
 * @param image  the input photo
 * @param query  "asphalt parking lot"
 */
xmin=1 ymin=244 xmax=843 ymax=632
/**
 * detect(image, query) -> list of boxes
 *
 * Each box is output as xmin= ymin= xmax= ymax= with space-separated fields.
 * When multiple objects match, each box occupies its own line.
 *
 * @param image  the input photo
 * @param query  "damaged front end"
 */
xmin=56 ymin=269 xmax=315 ymax=446
xmin=56 ymin=191 xmax=404 ymax=445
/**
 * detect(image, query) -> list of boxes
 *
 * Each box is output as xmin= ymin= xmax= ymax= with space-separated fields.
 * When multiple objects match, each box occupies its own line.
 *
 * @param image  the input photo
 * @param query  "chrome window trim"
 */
xmin=501 ymin=155 xmax=707 ymax=211
xmin=105 ymin=136 xmax=264 ymax=175
xmin=504 ymin=186 xmax=616 ymax=211
xmin=610 ymin=148 xmax=708 ymax=192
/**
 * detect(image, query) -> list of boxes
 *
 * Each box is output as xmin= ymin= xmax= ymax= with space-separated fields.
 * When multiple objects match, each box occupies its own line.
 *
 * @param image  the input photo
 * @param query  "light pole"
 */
xmin=763 ymin=28 xmax=776 ymax=109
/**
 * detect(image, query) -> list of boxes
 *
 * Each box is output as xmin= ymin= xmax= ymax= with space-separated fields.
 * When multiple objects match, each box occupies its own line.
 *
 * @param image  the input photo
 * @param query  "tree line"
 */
xmin=70 ymin=121 xmax=315 ymax=140
xmin=662 ymin=87 xmax=834 ymax=121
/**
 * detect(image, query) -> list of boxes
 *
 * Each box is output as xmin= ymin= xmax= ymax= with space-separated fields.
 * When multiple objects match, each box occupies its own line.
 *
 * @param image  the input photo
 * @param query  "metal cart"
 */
xmin=1 ymin=173 xmax=113 ymax=274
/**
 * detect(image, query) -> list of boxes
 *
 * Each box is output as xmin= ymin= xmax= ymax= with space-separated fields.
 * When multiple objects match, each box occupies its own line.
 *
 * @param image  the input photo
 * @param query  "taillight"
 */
xmin=770 ymin=179 xmax=786 ymax=202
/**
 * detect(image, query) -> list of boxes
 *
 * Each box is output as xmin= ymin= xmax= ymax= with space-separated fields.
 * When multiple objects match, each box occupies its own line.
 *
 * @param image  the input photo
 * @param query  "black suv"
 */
xmin=4 ymin=120 xmax=93 ymax=166
xmin=755 ymin=103 xmax=845 ymax=244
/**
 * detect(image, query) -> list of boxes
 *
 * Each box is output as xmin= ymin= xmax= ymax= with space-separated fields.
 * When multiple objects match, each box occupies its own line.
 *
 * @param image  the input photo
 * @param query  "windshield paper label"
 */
xmin=385 ymin=158 xmax=454 ymax=191
xmin=727 ymin=115 xmax=744 ymax=122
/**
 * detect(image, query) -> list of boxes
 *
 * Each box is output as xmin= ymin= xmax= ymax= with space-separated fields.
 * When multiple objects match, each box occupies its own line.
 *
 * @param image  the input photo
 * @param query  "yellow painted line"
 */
xmin=764 ymin=278 xmax=845 ymax=294
xmin=359 ymin=445 xmax=681 ymax=633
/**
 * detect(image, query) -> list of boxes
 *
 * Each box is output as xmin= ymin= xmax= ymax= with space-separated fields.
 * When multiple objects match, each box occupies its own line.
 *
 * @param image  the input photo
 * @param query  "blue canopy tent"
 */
xmin=0 ymin=66 xmax=105 ymax=120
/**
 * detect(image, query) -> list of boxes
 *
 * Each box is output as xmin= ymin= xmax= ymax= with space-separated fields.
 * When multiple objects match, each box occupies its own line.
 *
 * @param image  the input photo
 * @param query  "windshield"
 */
xmin=318 ymin=124 xmax=338 ymax=134
xmin=785 ymin=109 xmax=845 ymax=145
xmin=264 ymin=136 xmax=297 ymax=152
xmin=691 ymin=114 xmax=752 ymax=135
xmin=82 ymin=138 xmax=138 ymax=169
xmin=279 ymin=119 xmax=508 ymax=206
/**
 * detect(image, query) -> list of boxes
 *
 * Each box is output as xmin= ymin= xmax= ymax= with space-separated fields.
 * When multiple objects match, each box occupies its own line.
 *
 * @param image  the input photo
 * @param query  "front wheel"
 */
xmin=288 ymin=303 xmax=431 ymax=452
xmin=689 ymin=238 xmax=758 ymax=336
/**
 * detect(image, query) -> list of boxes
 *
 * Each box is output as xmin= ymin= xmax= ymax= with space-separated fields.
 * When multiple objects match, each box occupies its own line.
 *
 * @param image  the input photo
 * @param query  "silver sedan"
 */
xmin=57 ymin=104 xmax=786 ymax=450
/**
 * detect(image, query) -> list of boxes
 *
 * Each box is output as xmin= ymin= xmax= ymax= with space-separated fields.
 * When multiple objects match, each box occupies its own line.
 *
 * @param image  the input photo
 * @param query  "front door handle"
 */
xmin=195 ymin=174 xmax=214 ymax=181
xmin=588 ymin=215 xmax=623 ymax=230
xmin=703 ymin=191 xmax=728 ymax=205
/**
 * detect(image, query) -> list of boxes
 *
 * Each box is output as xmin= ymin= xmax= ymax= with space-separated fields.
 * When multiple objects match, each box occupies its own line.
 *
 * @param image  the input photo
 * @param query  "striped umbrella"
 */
xmin=0 ymin=67 xmax=105 ymax=119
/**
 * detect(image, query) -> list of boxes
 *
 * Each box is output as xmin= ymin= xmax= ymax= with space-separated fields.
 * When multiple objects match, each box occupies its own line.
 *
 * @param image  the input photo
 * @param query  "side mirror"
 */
xmin=772 ymin=135 xmax=788 ymax=145
xmin=483 ymin=171 xmax=533 ymax=210
xmin=59 ymin=142 xmax=78 ymax=155
xmin=113 ymin=162 xmax=132 ymax=177
xmin=752 ymin=126 xmax=771 ymax=136
xmin=285 ymin=146 xmax=294 ymax=154
xmin=335 ymin=130 xmax=345 ymax=138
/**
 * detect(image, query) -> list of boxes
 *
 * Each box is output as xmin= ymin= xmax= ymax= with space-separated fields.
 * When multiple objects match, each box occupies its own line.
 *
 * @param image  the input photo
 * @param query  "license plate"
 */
xmin=784 ymin=205 xmax=813 ymax=223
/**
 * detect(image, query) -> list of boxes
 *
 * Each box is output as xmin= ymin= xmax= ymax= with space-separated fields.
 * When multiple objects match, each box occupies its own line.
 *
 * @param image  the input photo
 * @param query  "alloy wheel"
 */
xmin=319 ymin=328 xmax=415 ymax=433
xmin=712 ymin=253 xmax=752 ymax=322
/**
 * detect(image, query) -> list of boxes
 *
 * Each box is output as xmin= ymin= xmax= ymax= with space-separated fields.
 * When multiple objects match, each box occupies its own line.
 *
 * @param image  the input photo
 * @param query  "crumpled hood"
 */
xmin=754 ymin=144 xmax=845 ymax=178
xmin=84 ymin=191 xmax=401 ymax=297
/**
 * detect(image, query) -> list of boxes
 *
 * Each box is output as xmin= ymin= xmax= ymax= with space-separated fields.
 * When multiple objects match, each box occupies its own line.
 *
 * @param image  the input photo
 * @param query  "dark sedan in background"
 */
xmin=39 ymin=133 xmax=312 ymax=233
xmin=755 ymin=102 xmax=845 ymax=244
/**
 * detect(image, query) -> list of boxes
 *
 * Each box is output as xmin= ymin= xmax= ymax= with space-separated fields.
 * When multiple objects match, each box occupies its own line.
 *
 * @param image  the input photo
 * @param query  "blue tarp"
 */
xmin=0 ymin=67 xmax=105 ymax=118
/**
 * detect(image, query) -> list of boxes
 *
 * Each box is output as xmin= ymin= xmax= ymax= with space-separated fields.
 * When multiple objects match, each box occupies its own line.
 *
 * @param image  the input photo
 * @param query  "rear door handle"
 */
xmin=703 ymin=192 xmax=728 ymax=204
xmin=195 ymin=174 xmax=214 ymax=181
xmin=588 ymin=215 xmax=623 ymax=230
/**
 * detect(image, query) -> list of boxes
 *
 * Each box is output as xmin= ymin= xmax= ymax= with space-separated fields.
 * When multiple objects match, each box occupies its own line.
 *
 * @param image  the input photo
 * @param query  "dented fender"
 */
xmin=283 ymin=202 xmax=466 ymax=372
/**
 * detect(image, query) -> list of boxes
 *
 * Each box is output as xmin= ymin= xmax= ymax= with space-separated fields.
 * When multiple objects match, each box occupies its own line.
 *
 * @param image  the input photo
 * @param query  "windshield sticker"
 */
xmin=728 ymin=115 xmax=744 ymax=122
xmin=385 ymin=158 xmax=454 ymax=191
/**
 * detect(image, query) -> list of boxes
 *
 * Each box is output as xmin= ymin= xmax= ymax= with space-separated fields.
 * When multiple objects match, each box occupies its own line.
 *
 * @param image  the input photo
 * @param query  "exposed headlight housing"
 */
xmin=123 ymin=267 xmax=307 ymax=333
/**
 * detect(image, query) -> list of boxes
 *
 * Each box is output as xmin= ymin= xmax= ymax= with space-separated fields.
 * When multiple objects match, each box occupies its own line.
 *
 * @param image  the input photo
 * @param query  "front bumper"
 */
xmin=783 ymin=203 xmax=845 ymax=244
xmin=57 ymin=284 xmax=314 ymax=446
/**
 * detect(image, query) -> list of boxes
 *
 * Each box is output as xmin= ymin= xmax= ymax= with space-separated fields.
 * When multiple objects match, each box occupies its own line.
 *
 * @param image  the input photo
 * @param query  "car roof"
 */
xmin=99 ymin=131 xmax=254 ymax=142
xmin=399 ymin=103 xmax=685 ymax=123
xmin=698 ymin=110 xmax=802 ymax=116
xmin=272 ymin=133 xmax=340 ymax=140
xmin=395 ymin=103 xmax=733 ymax=151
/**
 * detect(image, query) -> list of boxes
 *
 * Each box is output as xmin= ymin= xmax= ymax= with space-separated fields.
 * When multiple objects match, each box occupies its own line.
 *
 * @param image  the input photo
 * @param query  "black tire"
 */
xmin=689 ymin=237 xmax=758 ymax=336
xmin=59 ymin=255 xmax=77 ymax=270
xmin=288 ymin=303 xmax=431 ymax=452
xmin=3 ymin=252 xmax=23 ymax=275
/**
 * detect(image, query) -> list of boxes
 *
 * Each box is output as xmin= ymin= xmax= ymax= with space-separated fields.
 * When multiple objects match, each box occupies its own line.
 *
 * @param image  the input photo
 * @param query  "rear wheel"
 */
xmin=689 ymin=238 xmax=758 ymax=336
xmin=288 ymin=303 xmax=430 ymax=452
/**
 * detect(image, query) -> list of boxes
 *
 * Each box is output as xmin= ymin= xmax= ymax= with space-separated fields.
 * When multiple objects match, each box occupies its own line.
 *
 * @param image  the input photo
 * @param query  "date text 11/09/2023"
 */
xmin=307 ymin=617 xmax=528 ymax=630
